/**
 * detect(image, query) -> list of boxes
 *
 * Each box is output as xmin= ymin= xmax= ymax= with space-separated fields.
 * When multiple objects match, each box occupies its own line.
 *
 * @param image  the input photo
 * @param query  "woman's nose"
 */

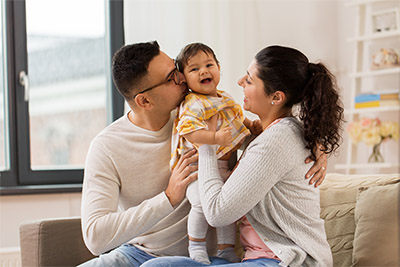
xmin=238 ymin=76 xmax=245 ymax=87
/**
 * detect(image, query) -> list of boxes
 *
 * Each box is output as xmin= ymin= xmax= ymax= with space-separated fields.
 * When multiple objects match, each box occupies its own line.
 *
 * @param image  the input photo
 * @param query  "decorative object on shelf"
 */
xmin=371 ymin=48 xmax=400 ymax=69
xmin=355 ymin=90 xmax=400 ymax=109
xmin=347 ymin=117 xmax=399 ymax=163
xmin=371 ymin=8 xmax=400 ymax=33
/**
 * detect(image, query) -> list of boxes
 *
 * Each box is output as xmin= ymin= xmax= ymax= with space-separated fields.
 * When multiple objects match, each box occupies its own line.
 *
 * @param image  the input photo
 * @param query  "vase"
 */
xmin=368 ymin=142 xmax=384 ymax=163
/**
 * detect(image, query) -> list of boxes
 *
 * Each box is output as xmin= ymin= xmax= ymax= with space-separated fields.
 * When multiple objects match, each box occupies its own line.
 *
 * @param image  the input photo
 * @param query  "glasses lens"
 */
xmin=173 ymin=68 xmax=180 ymax=85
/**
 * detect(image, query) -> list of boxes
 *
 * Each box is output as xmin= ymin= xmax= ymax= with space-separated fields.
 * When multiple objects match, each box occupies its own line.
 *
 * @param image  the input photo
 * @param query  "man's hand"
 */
xmin=305 ymin=146 xmax=327 ymax=187
xmin=248 ymin=119 xmax=263 ymax=135
xmin=165 ymin=149 xmax=198 ymax=206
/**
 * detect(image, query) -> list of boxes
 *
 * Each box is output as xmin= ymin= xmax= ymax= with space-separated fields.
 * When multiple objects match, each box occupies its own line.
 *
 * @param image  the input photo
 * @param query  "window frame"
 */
xmin=0 ymin=0 xmax=124 ymax=194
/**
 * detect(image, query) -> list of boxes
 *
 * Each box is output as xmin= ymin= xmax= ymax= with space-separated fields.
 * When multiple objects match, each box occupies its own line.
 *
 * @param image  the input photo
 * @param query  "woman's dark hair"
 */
xmin=255 ymin=45 xmax=344 ymax=159
xmin=112 ymin=41 xmax=160 ymax=99
xmin=176 ymin=42 xmax=219 ymax=72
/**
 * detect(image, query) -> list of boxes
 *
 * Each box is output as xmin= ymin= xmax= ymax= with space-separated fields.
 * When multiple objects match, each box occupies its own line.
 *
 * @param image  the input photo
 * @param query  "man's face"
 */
xmin=144 ymin=51 xmax=188 ymax=112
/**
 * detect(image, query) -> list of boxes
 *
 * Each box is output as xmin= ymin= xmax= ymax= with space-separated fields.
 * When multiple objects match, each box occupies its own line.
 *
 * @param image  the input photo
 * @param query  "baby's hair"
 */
xmin=176 ymin=42 xmax=219 ymax=72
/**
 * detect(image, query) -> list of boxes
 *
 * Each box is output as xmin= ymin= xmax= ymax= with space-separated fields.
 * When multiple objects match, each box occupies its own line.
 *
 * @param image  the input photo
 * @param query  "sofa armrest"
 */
xmin=19 ymin=217 xmax=95 ymax=267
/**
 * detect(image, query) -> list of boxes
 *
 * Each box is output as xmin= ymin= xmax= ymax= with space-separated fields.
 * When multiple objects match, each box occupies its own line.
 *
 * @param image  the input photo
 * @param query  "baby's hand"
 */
xmin=215 ymin=126 xmax=233 ymax=147
xmin=249 ymin=119 xmax=263 ymax=135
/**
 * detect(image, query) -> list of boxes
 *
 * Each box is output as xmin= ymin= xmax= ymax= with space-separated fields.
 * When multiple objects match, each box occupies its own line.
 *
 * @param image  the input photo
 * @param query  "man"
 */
xmin=79 ymin=41 xmax=327 ymax=266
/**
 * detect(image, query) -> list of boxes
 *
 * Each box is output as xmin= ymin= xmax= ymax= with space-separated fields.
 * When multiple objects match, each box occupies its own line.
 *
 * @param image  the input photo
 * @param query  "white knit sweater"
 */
xmin=81 ymin=112 xmax=217 ymax=257
xmin=198 ymin=117 xmax=333 ymax=267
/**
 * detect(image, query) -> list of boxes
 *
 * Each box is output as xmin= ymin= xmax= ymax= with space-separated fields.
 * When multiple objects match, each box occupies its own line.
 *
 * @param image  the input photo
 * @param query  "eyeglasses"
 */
xmin=133 ymin=66 xmax=181 ymax=99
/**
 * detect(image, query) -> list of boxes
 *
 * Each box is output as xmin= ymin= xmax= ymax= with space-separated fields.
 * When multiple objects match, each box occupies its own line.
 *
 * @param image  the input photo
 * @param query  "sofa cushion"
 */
xmin=352 ymin=180 xmax=400 ymax=266
xmin=320 ymin=173 xmax=399 ymax=267
xmin=19 ymin=217 xmax=95 ymax=267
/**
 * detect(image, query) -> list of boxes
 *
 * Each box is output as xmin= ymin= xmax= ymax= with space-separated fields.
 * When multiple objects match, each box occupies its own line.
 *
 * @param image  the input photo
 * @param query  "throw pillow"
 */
xmin=320 ymin=173 xmax=399 ymax=267
xmin=352 ymin=180 xmax=400 ymax=266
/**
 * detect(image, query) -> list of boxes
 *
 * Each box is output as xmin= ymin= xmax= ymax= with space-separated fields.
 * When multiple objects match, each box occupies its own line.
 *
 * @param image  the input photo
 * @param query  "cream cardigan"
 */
xmin=198 ymin=117 xmax=332 ymax=267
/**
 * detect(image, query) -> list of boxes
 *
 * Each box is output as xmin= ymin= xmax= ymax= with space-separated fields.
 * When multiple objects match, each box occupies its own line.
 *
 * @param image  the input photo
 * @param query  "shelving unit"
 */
xmin=336 ymin=0 xmax=400 ymax=174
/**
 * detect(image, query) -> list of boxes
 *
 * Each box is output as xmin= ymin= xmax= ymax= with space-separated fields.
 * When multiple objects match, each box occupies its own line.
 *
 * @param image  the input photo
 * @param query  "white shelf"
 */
xmin=346 ymin=0 xmax=388 ymax=6
xmin=348 ymin=30 xmax=400 ymax=42
xmin=342 ymin=0 xmax=399 ymax=174
xmin=347 ymin=105 xmax=400 ymax=114
xmin=335 ymin=162 xmax=400 ymax=170
xmin=351 ymin=67 xmax=400 ymax=78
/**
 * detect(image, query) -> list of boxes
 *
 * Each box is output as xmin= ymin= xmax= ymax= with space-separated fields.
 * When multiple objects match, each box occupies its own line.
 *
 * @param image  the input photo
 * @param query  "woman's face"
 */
xmin=238 ymin=59 xmax=270 ymax=116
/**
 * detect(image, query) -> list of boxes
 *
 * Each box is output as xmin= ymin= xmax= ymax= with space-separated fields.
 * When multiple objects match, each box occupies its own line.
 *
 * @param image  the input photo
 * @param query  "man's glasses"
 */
xmin=133 ymin=66 xmax=181 ymax=99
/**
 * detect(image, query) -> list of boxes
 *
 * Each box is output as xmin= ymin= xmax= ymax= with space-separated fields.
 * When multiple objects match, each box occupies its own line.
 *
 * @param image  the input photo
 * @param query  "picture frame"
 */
xmin=371 ymin=8 xmax=400 ymax=33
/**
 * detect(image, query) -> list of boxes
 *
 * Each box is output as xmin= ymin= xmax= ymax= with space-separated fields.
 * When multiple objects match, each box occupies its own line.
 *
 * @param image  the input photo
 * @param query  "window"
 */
xmin=0 ymin=1 xmax=9 ymax=172
xmin=0 ymin=0 xmax=124 ymax=193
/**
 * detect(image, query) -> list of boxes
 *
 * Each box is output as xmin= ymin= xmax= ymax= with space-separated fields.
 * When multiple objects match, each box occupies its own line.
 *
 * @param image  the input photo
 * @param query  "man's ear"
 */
xmin=272 ymin=91 xmax=286 ymax=105
xmin=134 ymin=94 xmax=153 ymax=110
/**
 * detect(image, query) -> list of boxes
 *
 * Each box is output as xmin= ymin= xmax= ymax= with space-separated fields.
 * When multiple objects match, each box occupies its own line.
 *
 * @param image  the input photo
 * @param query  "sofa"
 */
xmin=19 ymin=173 xmax=400 ymax=267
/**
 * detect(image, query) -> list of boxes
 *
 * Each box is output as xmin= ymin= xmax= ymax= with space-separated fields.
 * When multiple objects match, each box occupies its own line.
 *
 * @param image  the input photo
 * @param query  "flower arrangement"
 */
xmin=347 ymin=117 xmax=399 ymax=145
xmin=347 ymin=117 xmax=399 ymax=162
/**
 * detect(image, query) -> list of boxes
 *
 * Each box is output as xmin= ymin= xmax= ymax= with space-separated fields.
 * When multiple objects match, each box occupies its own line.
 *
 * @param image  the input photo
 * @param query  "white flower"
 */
xmin=381 ymin=121 xmax=399 ymax=140
xmin=361 ymin=126 xmax=382 ymax=146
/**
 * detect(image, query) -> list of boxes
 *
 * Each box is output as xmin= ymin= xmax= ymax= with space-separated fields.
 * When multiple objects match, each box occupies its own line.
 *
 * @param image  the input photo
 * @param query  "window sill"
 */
xmin=0 ymin=184 xmax=82 ymax=195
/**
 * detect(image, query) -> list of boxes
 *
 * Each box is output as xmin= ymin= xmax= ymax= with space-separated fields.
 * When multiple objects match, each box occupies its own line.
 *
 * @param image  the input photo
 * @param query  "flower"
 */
xmin=347 ymin=117 xmax=399 ymax=146
xmin=380 ymin=121 xmax=399 ymax=140
xmin=361 ymin=127 xmax=381 ymax=146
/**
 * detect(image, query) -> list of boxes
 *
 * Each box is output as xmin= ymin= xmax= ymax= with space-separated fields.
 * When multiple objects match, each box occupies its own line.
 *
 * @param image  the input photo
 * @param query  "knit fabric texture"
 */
xmin=198 ymin=117 xmax=333 ymax=267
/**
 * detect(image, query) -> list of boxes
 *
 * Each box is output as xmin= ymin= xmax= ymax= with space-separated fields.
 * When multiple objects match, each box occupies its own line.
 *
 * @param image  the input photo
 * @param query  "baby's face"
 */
xmin=183 ymin=51 xmax=220 ymax=96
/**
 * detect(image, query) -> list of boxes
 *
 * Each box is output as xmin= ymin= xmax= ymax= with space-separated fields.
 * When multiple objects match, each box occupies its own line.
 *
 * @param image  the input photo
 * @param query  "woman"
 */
xmin=143 ymin=45 xmax=344 ymax=266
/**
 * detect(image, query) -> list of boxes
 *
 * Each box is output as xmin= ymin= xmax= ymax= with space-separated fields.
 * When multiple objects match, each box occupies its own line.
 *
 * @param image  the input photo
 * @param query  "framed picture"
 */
xmin=371 ymin=8 xmax=400 ymax=33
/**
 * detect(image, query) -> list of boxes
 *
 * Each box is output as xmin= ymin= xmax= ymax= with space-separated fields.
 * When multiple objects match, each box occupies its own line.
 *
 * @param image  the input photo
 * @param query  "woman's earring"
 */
xmin=271 ymin=101 xmax=275 ymax=105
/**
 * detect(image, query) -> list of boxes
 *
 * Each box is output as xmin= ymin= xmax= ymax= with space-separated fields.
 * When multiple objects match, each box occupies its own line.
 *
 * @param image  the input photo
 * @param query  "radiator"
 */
xmin=0 ymin=247 xmax=21 ymax=267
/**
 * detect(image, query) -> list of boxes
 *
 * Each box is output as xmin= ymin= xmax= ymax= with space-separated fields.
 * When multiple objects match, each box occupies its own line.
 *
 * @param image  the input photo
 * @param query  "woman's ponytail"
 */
xmin=255 ymin=46 xmax=344 ymax=160
xmin=300 ymin=62 xmax=344 ymax=160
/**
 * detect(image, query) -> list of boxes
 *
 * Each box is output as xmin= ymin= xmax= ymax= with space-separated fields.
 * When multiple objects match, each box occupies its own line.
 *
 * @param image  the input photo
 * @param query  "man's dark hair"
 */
xmin=112 ymin=41 xmax=160 ymax=100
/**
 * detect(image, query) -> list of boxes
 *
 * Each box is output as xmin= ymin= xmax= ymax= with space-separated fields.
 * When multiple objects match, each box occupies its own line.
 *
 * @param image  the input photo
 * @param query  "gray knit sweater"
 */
xmin=198 ymin=117 xmax=332 ymax=267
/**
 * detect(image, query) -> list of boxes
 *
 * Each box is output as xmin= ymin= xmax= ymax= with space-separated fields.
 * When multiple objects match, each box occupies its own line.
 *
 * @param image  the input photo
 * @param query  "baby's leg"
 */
xmin=186 ymin=180 xmax=211 ymax=265
xmin=216 ymin=160 xmax=240 ymax=262
xmin=216 ymin=223 xmax=240 ymax=263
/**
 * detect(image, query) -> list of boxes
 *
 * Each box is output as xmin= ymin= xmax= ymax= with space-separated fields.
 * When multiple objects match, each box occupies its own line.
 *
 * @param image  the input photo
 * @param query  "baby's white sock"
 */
xmin=217 ymin=247 xmax=240 ymax=263
xmin=188 ymin=240 xmax=211 ymax=265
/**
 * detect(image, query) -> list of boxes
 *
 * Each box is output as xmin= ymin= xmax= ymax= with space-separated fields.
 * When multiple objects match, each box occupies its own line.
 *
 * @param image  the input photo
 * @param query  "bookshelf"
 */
xmin=336 ymin=0 xmax=400 ymax=174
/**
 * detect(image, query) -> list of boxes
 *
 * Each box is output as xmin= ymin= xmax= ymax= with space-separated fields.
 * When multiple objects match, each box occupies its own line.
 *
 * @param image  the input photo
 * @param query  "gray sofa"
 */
xmin=19 ymin=173 xmax=399 ymax=267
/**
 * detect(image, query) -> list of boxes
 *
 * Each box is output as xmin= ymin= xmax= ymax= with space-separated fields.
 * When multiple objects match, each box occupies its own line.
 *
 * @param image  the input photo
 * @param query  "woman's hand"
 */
xmin=305 ymin=146 xmax=327 ymax=187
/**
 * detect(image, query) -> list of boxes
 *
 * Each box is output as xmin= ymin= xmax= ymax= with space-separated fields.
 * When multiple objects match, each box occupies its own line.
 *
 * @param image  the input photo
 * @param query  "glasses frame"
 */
xmin=133 ymin=65 xmax=180 ymax=99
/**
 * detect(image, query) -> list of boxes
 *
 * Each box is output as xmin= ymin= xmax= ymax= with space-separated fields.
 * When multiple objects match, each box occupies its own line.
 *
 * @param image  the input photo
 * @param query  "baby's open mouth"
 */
xmin=200 ymin=78 xmax=212 ymax=84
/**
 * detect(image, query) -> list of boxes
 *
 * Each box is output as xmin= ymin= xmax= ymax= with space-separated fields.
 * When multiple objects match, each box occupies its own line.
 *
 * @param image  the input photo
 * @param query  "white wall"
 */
xmin=0 ymin=193 xmax=81 ymax=248
xmin=1 ymin=0 xmax=356 ymax=249
xmin=125 ymin=0 xmax=350 ymax=166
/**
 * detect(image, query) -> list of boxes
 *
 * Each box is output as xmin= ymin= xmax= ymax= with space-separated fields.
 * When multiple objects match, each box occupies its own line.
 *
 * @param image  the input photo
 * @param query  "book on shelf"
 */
xmin=355 ymin=101 xmax=380 ymax=108
xmin=354 ymin=99 xmax=400 ymax=109
xmin=380 ymin=94 xmax=399 ymax=100
xmin=381 ymin=99 xmax=400 ymax=107
xmin=355 ymin=94 xmax=380 ymax=103
xmin=354 ymin=91 xmax=400 ymax=108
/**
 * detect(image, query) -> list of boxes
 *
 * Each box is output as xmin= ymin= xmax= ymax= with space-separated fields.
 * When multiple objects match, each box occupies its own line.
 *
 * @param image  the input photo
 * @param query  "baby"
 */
xmin=170 ymin=43 xmax=261 ymax=264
